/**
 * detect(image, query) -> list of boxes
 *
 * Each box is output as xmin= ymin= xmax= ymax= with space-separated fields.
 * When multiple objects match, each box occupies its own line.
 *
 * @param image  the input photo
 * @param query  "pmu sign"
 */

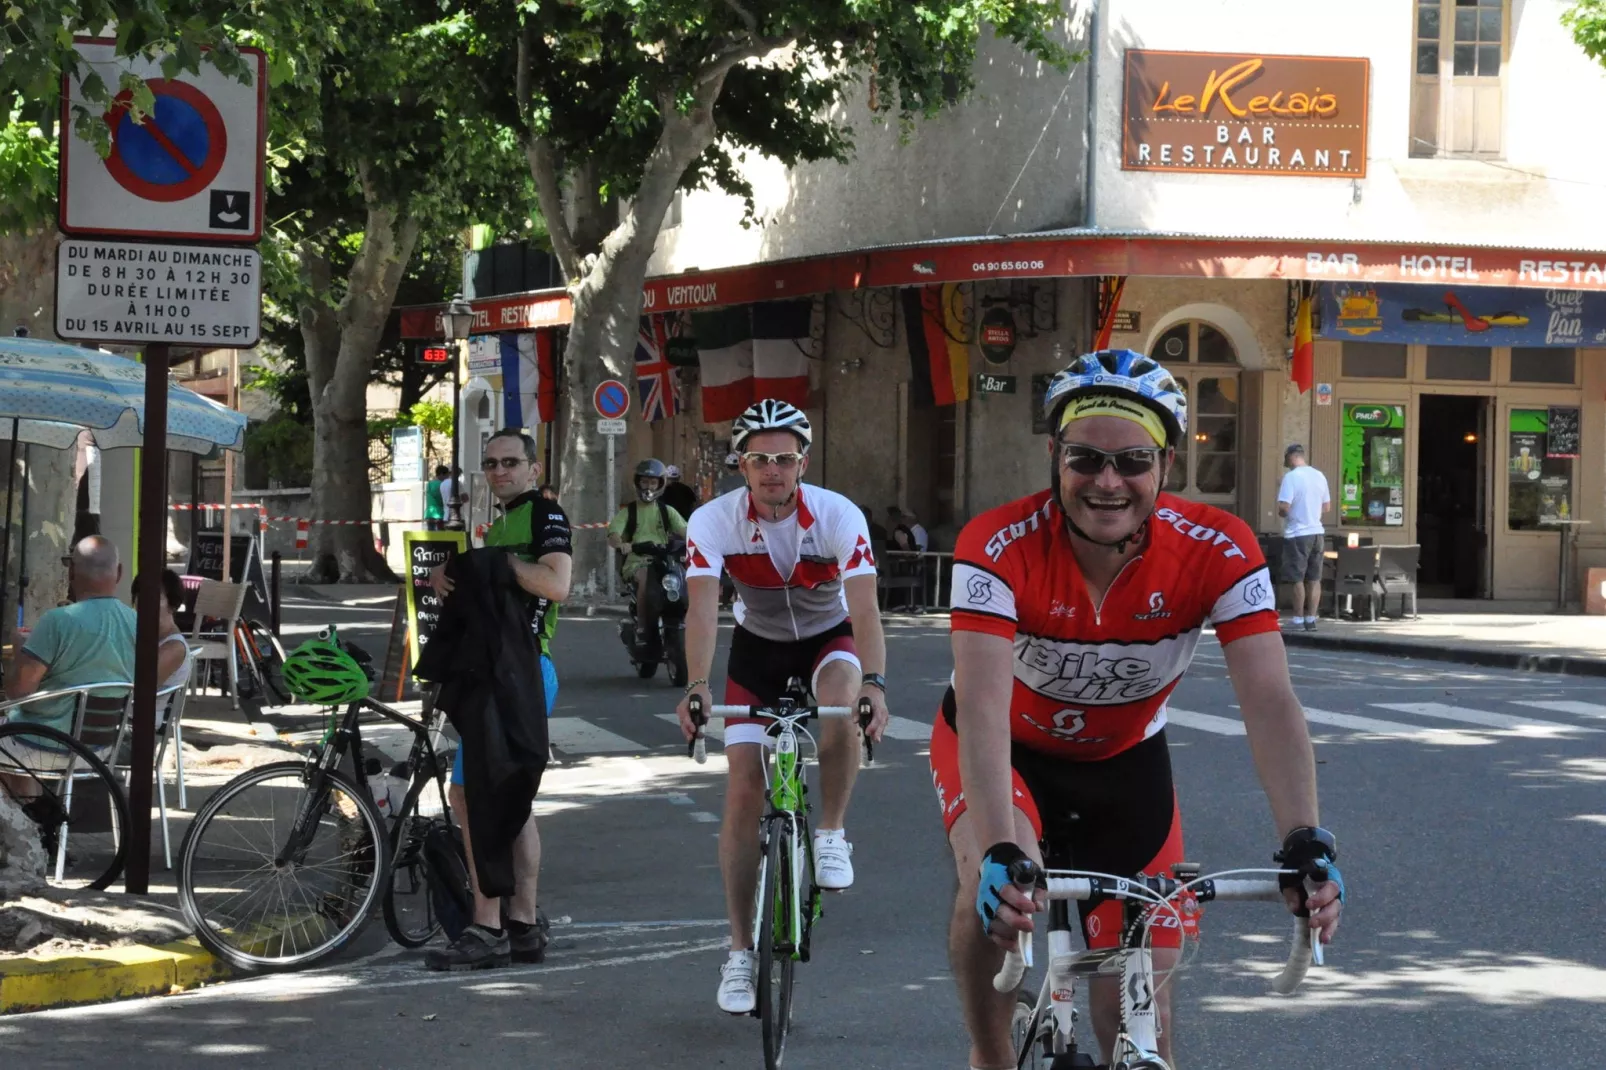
xmin=59 ymin=39 xmax=267 ymax=242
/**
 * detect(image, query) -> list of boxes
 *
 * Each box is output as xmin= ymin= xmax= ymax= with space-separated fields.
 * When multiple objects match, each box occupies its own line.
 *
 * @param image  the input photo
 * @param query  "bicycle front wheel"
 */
xmin=757 ymin=819 xmax=797 ymax=1069
xmin=178 ymin=761 xmax=388 ymax=971
xmin=0 ymin=721 xmax=127 ymax=891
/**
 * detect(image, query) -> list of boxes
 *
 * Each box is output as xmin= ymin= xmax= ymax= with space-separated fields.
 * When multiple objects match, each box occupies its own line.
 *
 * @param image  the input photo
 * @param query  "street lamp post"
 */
xmin=442 ymin=294 xmax=473 ymax=531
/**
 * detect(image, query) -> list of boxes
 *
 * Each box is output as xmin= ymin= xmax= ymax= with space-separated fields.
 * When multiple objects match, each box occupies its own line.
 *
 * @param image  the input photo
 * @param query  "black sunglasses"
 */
xmin=1058 ymin=443 xmax=1163 ymax=477
xmin=481 ymin=456 xmax=526 ymax=470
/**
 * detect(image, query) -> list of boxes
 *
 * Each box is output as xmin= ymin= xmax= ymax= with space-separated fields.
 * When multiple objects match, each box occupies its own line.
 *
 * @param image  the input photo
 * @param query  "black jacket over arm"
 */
xmin=414 ymin=548 xmax=548 ymax=897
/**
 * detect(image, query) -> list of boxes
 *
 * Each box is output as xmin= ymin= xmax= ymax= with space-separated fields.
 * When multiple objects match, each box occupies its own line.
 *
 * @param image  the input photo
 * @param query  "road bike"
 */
xmin=994 ymin=858 xmax=1322 ymax=1069
xmin=687 ymin=681 xmax=873 ymax=1070
xmin=177 ymin=633 xmax=457 ymax=971
xmin=233 ymin=617 xmax=291 ymax=715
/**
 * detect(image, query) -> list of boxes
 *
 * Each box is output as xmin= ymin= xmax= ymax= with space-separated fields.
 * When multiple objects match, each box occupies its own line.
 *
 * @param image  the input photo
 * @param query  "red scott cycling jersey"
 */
xmin=950 ymin=490 xmax=1279 ymax=761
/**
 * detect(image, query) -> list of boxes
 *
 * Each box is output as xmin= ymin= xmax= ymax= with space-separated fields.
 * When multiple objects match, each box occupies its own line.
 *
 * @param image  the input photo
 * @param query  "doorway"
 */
xmin=1415 ymin=394 xmax=1490 ymax=598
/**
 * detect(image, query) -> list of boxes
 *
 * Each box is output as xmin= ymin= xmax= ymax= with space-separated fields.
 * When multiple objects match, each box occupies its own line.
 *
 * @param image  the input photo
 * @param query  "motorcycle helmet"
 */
xmin=731 ymin=399 xmax=812 ymax=453
xmin=635 ymin=458 xmax=667 ymax=502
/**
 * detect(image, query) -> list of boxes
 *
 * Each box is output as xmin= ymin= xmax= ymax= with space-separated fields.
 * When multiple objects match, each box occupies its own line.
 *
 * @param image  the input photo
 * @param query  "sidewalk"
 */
xmin=1280 ymin=612 xmax=1606 ymax=676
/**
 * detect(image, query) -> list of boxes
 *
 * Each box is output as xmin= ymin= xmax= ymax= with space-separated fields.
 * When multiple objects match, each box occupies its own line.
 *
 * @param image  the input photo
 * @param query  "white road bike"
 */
xmin=995 ymin=859 xmax=1323 ymax=1070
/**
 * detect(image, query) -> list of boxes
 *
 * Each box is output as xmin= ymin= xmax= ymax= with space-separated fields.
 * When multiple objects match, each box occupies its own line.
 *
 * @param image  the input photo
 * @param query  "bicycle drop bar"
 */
xmin=685 ymin=696 xmax=869 ymax=765
xmin=991 ymin=870 xmax=1318 ymax=996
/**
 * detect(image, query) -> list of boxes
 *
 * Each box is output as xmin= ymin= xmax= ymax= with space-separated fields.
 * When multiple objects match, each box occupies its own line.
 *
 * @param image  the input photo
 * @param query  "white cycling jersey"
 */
xmin=685 ymin=483 xmax=878 ymax=642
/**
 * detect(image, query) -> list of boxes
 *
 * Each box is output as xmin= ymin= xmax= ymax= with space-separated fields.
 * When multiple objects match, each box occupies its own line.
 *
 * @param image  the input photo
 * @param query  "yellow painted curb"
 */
xmin=0 ymin=938 xmax=230 ymax=1014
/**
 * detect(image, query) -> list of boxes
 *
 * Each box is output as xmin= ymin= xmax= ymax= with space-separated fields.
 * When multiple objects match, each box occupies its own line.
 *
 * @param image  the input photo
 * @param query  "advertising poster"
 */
xmin=1320 ymin=284 xmax=1606 ymax=347
xmin=1341 ymin=404 xmax=1407 ymax=526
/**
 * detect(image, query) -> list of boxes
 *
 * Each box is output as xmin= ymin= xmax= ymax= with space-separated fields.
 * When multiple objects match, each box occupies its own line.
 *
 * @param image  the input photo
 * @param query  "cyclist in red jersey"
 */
xmin=937 ymin=349 xmax=1345 ymax=1070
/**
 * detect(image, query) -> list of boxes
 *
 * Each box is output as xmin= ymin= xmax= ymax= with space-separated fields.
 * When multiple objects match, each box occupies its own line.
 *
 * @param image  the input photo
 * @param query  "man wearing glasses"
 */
xmin=672 ymin=398 xmax=891 ymax=1015
xmin=426 ymin=428 xmax=571 ymax=971
xmin=936 ymin=351 xmax=1344 ymax=1069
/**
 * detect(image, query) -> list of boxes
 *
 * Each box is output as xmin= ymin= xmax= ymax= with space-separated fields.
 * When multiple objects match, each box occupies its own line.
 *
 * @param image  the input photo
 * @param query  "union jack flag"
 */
xmin=635 ymin=314 xmax=682 ymax=423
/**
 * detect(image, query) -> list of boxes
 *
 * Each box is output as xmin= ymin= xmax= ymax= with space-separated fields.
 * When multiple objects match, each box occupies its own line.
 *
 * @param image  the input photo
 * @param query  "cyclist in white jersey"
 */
xmin=673 ymin=399 xmax=891 ymax=1015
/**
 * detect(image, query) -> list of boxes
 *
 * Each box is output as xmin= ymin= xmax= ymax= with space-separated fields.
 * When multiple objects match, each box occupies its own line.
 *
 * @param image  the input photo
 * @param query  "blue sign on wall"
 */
xmin=1319 ymin=283 xmax=1606 ymax=348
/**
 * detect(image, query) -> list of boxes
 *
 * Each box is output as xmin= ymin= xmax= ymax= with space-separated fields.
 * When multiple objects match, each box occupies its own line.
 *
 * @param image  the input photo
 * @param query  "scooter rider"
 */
xmin=608 ymin=458 xmax=688 ymax=645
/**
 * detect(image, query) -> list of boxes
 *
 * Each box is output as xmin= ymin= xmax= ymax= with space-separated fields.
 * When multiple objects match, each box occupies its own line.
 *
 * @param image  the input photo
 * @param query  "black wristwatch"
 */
xmin=861 ymin=672 xmax=887 ymax=693
xmin=1276 ymin=826 xmax=1337 ymax=862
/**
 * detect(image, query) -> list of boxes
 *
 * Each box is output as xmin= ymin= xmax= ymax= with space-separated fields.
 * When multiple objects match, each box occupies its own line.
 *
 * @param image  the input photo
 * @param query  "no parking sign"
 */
xmin=59 ymin=39 xmax=267 ymax=242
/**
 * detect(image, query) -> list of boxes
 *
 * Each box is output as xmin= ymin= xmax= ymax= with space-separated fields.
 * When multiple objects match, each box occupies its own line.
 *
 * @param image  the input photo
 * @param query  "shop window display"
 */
xmin=1507 ymin=408 xmax=1576 ymax=530
xmin=1340 ymin=404 xmax=1407 ymax=526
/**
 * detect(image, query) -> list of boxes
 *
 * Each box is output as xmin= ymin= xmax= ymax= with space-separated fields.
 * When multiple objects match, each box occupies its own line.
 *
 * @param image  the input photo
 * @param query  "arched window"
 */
xmin=1149 ymin=322 xmax=1241 ymax=505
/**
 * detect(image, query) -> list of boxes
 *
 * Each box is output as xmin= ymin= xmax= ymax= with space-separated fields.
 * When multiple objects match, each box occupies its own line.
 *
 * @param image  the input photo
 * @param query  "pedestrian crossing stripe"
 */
xmin=1371 ymin=702 xmax=1592 ymax=734
xmin=1514 ymin=700 xmax=1606 ymax=720
xmin=1164 ymin=708 xmax=1246 ymax=736
xmin=1301 ymin=707 xmax=1487 ymax=746
xmin=656 ymin=713 xmax=723 ymax=742
xmin=547 ymin=717 xmax=642 ymax=753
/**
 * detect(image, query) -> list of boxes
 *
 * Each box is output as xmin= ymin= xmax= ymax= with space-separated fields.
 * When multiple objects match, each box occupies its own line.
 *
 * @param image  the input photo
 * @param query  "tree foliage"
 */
xmin=1565 ymin=0 xmax=1606 ymax=64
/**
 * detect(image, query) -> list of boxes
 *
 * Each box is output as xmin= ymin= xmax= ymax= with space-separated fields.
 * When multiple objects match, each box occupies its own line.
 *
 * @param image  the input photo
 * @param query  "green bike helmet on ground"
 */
xmin=283 ymin=630 xmax=371 ymax=706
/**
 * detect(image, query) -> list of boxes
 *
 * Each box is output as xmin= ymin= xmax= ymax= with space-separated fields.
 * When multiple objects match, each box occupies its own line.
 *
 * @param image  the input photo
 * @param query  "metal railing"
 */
xmin=878 ymin=550 xmax=953 ymax=613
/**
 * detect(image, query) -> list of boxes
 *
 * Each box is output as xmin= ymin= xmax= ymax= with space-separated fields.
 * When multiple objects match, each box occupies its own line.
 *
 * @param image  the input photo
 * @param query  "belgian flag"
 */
xmin=902 ymin=284 xmax=970 ymax=407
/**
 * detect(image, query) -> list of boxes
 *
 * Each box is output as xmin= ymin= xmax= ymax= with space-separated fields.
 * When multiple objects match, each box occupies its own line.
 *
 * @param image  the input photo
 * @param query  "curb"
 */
xmin=1280 ymin=630 xmax=1606 ymax=678
xmin=0 ymin=938 xmax=230 ymax=1014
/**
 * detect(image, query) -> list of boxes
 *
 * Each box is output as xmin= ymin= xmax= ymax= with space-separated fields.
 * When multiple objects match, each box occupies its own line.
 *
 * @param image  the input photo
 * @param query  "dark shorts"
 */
xmin=930 ymin=703 xmax=1194 ymax=949
xmin=723 ymin=619 xmax=859 ymax=748
xmin=1282 ymin=534 xmax=1325 ymax=583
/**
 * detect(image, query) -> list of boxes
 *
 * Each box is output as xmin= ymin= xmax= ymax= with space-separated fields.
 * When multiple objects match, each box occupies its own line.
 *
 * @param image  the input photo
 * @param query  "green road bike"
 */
xmin=688 ymin=680 xmax=872 ymax=1070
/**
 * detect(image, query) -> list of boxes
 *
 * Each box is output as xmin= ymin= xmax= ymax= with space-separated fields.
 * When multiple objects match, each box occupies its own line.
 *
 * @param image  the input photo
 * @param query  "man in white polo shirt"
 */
xmin=1277 ymin=443 xmax=1331 ymax=631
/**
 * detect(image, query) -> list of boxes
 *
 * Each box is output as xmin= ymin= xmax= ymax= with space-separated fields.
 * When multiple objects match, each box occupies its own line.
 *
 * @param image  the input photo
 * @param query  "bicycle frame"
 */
xmin=757 ymin=713 xmax=817 ymax=962
xmin=1004 ymin=867 xmax=1318 ymax=1070
xmin=278 ymin=695 xmax=450 ymax=867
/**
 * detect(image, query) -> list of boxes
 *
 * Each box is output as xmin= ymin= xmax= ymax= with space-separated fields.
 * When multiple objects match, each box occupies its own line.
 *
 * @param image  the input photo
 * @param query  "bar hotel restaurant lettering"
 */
xmin=399 ymin=1 xmax=1606 ymax=603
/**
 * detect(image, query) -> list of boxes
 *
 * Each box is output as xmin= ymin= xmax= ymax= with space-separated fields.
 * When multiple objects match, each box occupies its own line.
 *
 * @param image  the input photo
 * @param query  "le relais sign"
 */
xmin=1122 ymin=50 xmax=1369 ymax=178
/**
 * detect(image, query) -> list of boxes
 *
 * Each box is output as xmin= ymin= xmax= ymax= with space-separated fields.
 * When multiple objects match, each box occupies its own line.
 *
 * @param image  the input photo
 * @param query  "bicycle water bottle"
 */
xmin=774 ymin=731 xmax=800 ymax=811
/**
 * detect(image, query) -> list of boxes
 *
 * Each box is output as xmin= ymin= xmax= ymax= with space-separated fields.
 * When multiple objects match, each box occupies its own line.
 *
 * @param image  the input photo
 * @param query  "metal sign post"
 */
xmin=605 ymin=431 xmax=617 ymax=601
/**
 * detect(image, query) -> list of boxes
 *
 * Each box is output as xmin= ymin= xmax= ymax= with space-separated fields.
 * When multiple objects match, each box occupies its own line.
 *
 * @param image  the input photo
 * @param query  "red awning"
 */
xmin=397 ymin=232 xmax=1606 ymax=338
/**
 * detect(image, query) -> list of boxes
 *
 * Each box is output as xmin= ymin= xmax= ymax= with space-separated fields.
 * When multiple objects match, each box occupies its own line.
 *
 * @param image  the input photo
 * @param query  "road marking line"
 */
xmin=1301 ymin=707 xmax=1486 ymax=746
xmin=1514 ymin=700 xmax=1606 ymax=720
xmin=1372 ymin=702 xmax=1592 ymax=734
xmin=1165 ymin=708 xmax=1245 ymax=736
xmin=882 ymin=715 xmax=933 ymax=741
xmin=688 ymin=811 xmax=720 ymax=823
xmin=657 ymin=712 xmax=724 ymax=741
xmin=547 ymin=717 xmax=646 ymax=753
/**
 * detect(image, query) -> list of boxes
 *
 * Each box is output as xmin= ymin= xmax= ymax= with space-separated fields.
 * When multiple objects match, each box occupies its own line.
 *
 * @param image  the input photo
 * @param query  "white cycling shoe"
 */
xmin=717 ymin=949 xmax=757 ymax=1014
xmin=813 ymin=830 xmax=855 ymax=890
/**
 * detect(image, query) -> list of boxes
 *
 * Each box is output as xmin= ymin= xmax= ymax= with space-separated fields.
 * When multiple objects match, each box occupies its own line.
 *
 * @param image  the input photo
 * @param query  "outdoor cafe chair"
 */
xmin=188 ymin=580 xmax=248 ymax=709
xmin=1332 ymin=546 xmax=1383 ymax=621
xmin=0 ymin=682 xmax=133 ymax=882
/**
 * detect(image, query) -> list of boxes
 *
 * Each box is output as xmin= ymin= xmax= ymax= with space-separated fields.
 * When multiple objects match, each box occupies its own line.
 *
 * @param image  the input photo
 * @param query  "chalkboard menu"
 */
xmin=186 ymin=532 xmax=270 ymax=620
xmin=1547 ymin=406 xmax=1580 ymax=459
xmin=402 ymin=529 xmax=467 ymax=666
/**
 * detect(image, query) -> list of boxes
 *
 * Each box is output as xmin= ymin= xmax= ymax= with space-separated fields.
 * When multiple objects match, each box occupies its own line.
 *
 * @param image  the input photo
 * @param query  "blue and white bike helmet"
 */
xmin=1042 ymin=349 xmax=1189 ymax=447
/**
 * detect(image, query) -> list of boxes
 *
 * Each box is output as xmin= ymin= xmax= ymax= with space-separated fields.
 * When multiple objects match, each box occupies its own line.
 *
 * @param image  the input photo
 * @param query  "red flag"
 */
xmin=1093 ymin=276 xmax=1127 ymax=352
xmin=1291 ymin=295 xmax=1314 ymax=394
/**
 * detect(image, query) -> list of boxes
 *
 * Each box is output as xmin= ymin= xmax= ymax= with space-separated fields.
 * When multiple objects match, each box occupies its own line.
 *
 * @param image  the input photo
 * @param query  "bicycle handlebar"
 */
xmin=686 ymin=696 xmax=874 ymax=764
xmin=990 ymin=869 xmax=1319 ymax=996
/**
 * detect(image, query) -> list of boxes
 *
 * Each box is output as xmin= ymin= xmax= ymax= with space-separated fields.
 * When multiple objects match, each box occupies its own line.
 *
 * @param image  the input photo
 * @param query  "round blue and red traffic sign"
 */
xmin=103 ymin=80 xmax=228 ymax=202
xmin=594 ymin=380 xmax=630 ymax=420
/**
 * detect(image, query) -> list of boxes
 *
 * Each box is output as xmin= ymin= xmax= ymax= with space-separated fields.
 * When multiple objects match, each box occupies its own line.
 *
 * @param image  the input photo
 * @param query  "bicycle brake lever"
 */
xmin=858 ymin=696 xmax=874 ymax=765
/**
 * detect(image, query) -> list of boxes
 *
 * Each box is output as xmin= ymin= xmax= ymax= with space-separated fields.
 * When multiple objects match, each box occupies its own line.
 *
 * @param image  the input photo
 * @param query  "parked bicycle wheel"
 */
xmin=382 ymin=788 xmax=445 ymax=948
xmin=757 ymin=819 xmax=797 ymax=1070
xmin=243 ymin=619 xmax=290 ymax=704
xmin=0 ymin=721 xmax=127 ymax=891
xmin=178 ymin=761 xmax=388 ymax=971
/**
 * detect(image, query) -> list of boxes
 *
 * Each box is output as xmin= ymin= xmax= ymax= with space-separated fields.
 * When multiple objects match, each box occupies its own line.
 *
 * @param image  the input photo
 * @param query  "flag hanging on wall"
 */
xmin=635 ymin=314 xmax=682 ymax=423
xmin=751 ymin=299 xmax=812 ymax=407
xmin=1291 ymin=290 xmax=1314 ymax=394
xmin=693 ymin=305 xmax=756 ymax=422
xmin=499 ymin=331 xmax=557 ymax=429
xmin=902 ymin=284 xmax=970 ymax=407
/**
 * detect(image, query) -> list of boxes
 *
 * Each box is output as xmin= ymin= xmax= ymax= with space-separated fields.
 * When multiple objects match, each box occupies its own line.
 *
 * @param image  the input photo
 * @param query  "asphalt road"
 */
xmin=5 ymin=604 xmax=1606 ymax=1068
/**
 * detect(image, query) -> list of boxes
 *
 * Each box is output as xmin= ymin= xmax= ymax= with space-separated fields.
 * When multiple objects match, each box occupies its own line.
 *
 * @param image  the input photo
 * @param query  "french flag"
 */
xmin=500 ymin=331 xmax=557 ymax=428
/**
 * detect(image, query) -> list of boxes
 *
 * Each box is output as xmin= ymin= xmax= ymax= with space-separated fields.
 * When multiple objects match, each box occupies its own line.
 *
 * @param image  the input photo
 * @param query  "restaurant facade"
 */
xmin=402 ymin=0 xmax=1606 ymax=603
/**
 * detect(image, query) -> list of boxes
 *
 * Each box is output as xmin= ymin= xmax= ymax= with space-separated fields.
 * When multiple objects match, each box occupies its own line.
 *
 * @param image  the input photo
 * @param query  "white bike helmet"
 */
xmin=1042 ymin=349 xmax=1188 ymax=447
xmin=665 ymin=464 xmax=682 ymax=480
xmin=731 ymin=399 xmax=812 ymax=453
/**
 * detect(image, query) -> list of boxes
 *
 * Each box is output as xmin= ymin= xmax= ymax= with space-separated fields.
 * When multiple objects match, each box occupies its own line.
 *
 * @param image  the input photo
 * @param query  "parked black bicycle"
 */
xmin=177 ymin=628 xmax=461 ymax=970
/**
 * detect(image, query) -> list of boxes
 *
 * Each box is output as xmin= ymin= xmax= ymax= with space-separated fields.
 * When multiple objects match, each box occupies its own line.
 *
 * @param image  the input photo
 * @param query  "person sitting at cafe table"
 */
xmin=5 ymin=536 xmax=137 ymax=735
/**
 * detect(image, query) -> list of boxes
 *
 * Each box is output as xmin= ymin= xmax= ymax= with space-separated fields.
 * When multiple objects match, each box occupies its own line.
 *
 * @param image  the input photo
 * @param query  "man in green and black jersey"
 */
xmin=427 ymin=428 xmax=572 ymax=970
